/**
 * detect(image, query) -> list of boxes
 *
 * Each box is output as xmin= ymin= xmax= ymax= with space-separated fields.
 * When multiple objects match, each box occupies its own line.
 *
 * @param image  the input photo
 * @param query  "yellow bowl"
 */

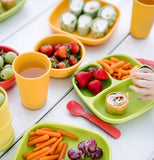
xmin=48 ymin=0 xmax=121 ymax=45
xmin=34 ymin=34 xmax=85 ymax=78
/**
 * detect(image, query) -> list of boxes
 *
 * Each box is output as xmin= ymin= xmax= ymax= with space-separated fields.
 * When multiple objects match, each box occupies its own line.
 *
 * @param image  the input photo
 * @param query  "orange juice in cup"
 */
xmin=13 ymin=52 xmax=51 ymax=110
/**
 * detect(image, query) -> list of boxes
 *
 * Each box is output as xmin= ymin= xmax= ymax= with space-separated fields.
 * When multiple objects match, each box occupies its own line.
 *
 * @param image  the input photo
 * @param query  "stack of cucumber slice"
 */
xmin=61 ymin=0 xmax=117 ymax=38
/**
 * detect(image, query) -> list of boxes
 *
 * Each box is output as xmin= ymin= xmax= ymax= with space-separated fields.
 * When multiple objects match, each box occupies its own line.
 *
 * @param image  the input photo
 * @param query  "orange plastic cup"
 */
xmin=0 ymin=87 xmax=14 ymax=152
xmin=130 ymin=0 xmax=154 ymax=39
xmin=13 ymin=52 xmax=51 ymax=110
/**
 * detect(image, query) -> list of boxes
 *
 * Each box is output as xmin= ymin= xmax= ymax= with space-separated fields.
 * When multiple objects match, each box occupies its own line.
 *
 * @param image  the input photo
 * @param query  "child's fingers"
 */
xmin=134 ymin=79 xmax=153 ymax=88
xmin=131 ymin=72 xmax=154 ymax=81
xmin=129 ymin=85 xmax=150 ymax=95
xmin=137 ymin=95 xmax=154 ymax=100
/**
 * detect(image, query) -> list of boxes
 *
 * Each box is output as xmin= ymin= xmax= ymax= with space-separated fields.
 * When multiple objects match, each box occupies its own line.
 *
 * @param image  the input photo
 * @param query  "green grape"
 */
xmin=3 ymin=64 xmax=12 ymax=69
xmin=0 ymin=68 xmax=14 ymax=80
xmin=4 ymin=52 xmax=17 ymax=64
xmin=0 ymin=92 xmax=5 ymax=107
xmin=0 ymin=56 xmax=4 ymax=67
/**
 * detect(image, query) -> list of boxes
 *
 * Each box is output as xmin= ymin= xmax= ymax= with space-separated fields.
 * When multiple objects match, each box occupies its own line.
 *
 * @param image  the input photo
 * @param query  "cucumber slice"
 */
xmin=91 ymin=18 xmax=108 ymax=38
xmin=61 ymin=12 xmax=77 ymax=33
xmin=83 ymin=0 xmax=100 ymax=18
xmin=77 ymin=14 xmax=93 ymax=36
xmin=69 ymin=0 xmax=84 ymax=16
xmin=98 ymin=5 xmax=117 ymax=27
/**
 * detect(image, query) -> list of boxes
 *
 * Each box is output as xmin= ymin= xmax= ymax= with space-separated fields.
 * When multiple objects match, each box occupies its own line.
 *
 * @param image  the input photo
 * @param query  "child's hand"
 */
xmin=129 ymin=72 xmax=154 ymax=100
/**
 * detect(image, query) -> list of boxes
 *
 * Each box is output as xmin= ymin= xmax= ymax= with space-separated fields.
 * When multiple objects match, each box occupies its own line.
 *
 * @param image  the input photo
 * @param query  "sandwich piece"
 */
xmin=77 ymin=14 xmax=93 ymax=36
xmin=91 ymin=17 xmax=108 ymax=38
xmin=130 ymin=65 xmax=154 ymax=87
xmin=105 ymin=92 xmax=129 ymax=115
xmin=61 ymin=12 xmax=77 ymax=33
xmin=69 ymin=0 xmax=84 ymax=16
xmin=1 ymin=0 xmax=16 ymax=10
xmin=98 ymin=5 xmax=117 ymax=27
xmin=83 ymin=0 xmax=100 ymax=18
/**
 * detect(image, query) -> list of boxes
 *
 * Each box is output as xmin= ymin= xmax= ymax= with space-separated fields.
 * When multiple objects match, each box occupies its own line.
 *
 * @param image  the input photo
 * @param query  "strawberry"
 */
xmin=69 ymin=55 xmax=78 ymax=66
xmin=88 ymin=67 xmax=96 ymax=76
xmin=49 ymin=58 xmax=59 ymax=68
xmin=94 ymin=67 xmax=109 ymax=80
xmin=54 ymin=46 xmax=68 ymax=59
xmin=39 ymin=44 xmax=53 ymax=56
xmin=88 ymin=80 xmax=103 ymax=95
xmin=53 ymin=43 xmax=61 ymax=52
xmin=75 ymin=71 xmax=92 ymax=89
xmin=70 ymin=42 xmax=80 ymax=54
xmin=58 ymin=61 xmax=67 ymax=69
xmin=50 ymin=55 xmax=57 ymax=60
xmin=63 ymin=43 xmax=71 ymax=48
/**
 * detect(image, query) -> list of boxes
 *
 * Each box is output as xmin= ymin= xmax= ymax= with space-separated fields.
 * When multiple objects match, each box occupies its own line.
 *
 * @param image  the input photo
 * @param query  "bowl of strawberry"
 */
xmin=73 ymin=65 xmax=111 ymax=96
xmin=34 ymin=34 xmax=85 ymax=78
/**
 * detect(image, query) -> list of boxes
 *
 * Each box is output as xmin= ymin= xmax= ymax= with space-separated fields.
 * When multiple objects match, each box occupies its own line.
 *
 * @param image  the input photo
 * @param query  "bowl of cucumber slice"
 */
xmin=0 ymin=46 xmax=19 ymax=90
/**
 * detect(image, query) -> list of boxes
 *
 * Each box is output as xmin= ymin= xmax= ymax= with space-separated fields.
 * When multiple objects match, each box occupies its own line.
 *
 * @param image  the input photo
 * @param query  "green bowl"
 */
xmin=72 ymin=54 xmax=154 ymax=124
xmin=0 ymin=0 xmax=26 ymax=22
xmin=13 ymin=122 xmax=112 ymax=160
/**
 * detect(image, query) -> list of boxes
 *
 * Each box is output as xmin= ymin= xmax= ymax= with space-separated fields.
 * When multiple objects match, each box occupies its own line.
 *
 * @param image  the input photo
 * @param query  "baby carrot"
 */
xmin=28 ymin=134 xmax=49 ymax=146
xmin=41 ymin=127 xmax=54 ymax=132
xmin=29 ymin=131 xmax=36 ymax=136
xmin=49 ymin=137 xmax=63 ymax=155
xmin=121 ymin=69 xmax=130 ymax=75
xmin=27 ymin=147 xmax=50 ymax=160
xmin=34 ymin=137 xmax=57 ymax=152
xmin=29 ymin=135 xmax=40 ymax=141
xmin=111 ymin=61 xmax=126 ymax=70
xmin=56 ymin=129 xmax=78 ymax=140
xmin=22 ymin=152 xmax=32 ymax=158
xmin=121 ymin=75 xmax=130 ymax=80
xmin=39 ymin=154 xmax=59 ymax=160
xmin=110 ymin=57 xmax=120 ymax=63
xmin=101 ymin=59 xmax=112 ymax=65
xmin=121 ymin=62 xmax=131 ymax=69
xmin=58 ymin=142 xmax=68 ymax=160
xmin=35 ymin=129 xmax=61 ymax=137
xmin=54 ymin=143 xmax=63 ymax=154
xmin=118 ymin=68 xmax=122 ymax=80
xmin=97 ymin=60 xmax=113 ymax=74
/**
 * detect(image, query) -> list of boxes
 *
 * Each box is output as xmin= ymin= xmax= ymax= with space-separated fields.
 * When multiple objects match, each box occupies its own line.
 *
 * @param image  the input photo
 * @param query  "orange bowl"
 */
xmin=48 ymin=0 xmax=121 ymax=45
xmin=34 ymin=34 xmax=85 ymax=78
xmin=0 ymin=46 xmax=19 ymax=90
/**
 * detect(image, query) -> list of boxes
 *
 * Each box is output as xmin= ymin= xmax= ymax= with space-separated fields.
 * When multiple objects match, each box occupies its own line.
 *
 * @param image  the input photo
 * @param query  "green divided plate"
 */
xmin=72 ymin=54 xmax=154 ymax=124
xmin=13 ymin=122 xmax=112 ymax=160
xmin=0 ymin=0 xmax=26 ymax=22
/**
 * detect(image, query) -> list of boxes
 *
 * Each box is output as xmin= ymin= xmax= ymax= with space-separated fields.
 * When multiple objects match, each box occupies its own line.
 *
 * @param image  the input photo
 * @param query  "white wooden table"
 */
xmin=0 ymin=0 xmax=154 ymax=160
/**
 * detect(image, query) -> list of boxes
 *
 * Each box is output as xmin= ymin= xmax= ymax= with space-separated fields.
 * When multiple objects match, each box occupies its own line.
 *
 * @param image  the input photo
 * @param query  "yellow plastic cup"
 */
xmin=13 ymin=52 xmax=51 ymax=110
xmin=0 ymin=87 xmax=15 ymax=152
xmin=130 ymin=0 xmax=154 ymax=39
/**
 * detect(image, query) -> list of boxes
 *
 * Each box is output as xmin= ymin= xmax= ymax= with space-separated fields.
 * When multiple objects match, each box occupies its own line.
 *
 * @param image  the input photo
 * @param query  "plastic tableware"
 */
xmin=13 ymin=122 xmax=112 ymax=160
xmin=0 ymin=0 xmax=26 ymax=21
xmin=0 ymin=87 xmax=14 ymax=152
xmin=67 ymin=100 xmax=121 ymax=139
xmin=48 ymin=0 xmax=121 ymax=45
xmin=12 ymin=52 xmax=51 ymax=110
xmin=0 ymin=45 xmax=19 ymax=90
xmin=34 ymin=34 xmax=85 ymax=78
xmin=130 ymin=0 xmax=154 ymax=39
xmin=72 ymin=54 xmax=154 ymax=124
